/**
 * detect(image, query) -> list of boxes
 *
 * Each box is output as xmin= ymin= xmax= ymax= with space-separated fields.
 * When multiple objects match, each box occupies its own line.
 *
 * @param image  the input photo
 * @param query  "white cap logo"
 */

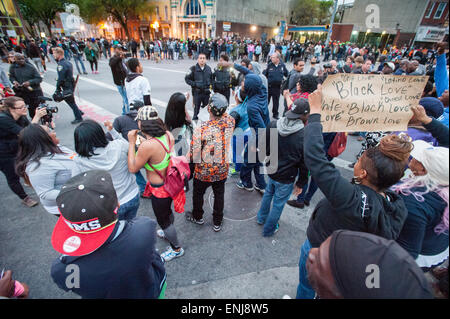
xmin=63 ymin=236 xmax=81 ymax=253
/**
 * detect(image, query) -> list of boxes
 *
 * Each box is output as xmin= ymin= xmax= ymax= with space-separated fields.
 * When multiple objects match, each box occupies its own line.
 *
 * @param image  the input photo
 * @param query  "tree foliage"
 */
xmin=17 ymin=0 xmax=66 ymax=37
xmin=74 ymin=0 xmax=156 ymax=39
xmin=290 ymin=0 xmax=334 ymax=25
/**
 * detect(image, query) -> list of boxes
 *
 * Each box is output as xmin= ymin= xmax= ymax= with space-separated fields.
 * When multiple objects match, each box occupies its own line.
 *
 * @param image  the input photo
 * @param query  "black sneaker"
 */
xmin=304 ymin=200 xmax=310 ymax=207
xmin=348 ymin=162 xmax=355 ymax=168
xmin=185 ymin=212 xmax=205 ymax=225
xmin=213 ymin=223 xmax=222 ymax=232
xmin=287 ymin=200 xmax=305 ymax=209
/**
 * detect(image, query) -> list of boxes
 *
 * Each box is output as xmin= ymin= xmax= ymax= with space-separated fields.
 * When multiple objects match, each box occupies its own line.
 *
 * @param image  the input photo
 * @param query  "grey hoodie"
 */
xmin=72 ymin=129 xmax=139 ymax=205
xmin=277 ymin=117 xmax=305 ymax=137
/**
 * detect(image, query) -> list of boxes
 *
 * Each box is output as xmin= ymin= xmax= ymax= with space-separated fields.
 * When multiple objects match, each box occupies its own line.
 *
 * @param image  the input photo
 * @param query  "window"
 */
xmin=165 ymin=5 xmax=168 ymax=20
xmin=425 ymin=2 xmax=435 ymax=18
xmin=185 ymin=0 xmax=201 ymax=16
xmin=156 ymin=6 xmax=160 ymax=18
xmin=434 ymin=2 xmax=446 ymax=19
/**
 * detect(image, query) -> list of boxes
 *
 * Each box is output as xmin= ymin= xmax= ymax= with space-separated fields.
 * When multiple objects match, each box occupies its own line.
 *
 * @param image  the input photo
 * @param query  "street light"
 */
xmin=251 ymin=25 xmax=257 ymax=32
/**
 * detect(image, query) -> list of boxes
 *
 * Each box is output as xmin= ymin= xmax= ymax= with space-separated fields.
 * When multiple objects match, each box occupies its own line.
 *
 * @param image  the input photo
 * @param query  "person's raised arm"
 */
xmin=434 ymin=42 xmax=449 ymax=98
xmin=411 ymin=104 xmax=449 ymax=147
xmin=127 ymin=129 xmax=151 ymax=173
xmin=305 ymin=85 xmax=359 ymax=210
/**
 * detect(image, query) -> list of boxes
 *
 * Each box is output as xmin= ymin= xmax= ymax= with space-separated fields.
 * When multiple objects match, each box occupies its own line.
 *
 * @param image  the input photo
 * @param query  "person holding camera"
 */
xmin=9 ymin=53 xmax=43 ymax=119
xmin=52 ymin=47 xmax=84 ymax=125
xmin=0 ymin=96 xmax=47 ymax=207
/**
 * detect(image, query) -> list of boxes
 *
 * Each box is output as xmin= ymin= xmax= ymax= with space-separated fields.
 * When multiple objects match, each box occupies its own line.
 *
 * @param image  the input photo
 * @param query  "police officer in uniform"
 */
xmin=212 ymin=54 xmax=235 ymax=103
xmin=263 ymin=52 xmax=288 ymax=119
xmin=52 ymin=47 xmax=83 ymax=124
xmin=185 ymin=52 xmax=212 ymax=121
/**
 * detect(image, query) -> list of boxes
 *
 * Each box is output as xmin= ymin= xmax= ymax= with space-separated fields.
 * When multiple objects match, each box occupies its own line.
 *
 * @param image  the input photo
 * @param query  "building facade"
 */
xmin=142 ymin=0 xmax=291 ymax=40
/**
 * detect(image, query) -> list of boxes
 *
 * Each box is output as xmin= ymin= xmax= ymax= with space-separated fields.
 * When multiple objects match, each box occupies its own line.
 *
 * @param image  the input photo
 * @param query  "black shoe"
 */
xmin=192 ymin=116 xmax=198 ymax=121
xmin=304 ymin=200 xmax=310 ymax=207
xmin=83 ymin=72 xmax=88 ymax=75
xmin=71 ymin=119 xmax=83 ymax=124
xmin=273 ymin=115 xmax=280 ymax=120
xmin=348 ymin=162 xmax=355 ymax=168
xmin=287 ymin=200 xmax=305 ymax=209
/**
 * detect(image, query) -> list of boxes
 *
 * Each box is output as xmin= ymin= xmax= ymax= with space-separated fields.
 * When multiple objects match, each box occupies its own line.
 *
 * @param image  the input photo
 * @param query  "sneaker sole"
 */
xmin=237 ymin=184 xmax=254 ymax=191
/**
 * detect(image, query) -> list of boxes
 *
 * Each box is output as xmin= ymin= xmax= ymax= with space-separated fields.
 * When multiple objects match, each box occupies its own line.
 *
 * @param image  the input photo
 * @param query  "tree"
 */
xmin=75 ymin=0 xmax=156 ymax=39
xmin=17 ymin=0 xmax=66 ymax=37
xmin=290 ymin=0 xmax=334 ymax=25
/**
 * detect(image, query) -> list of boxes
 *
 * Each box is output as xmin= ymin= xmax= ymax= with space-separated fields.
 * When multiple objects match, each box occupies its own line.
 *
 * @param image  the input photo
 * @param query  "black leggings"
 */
xmin=89 ymin=59 xmax=98 ymax=71
xmin=151 ymin=194 xmax=174 ymax=230
xmin=0 ymin=158 xmax=28 ymax=200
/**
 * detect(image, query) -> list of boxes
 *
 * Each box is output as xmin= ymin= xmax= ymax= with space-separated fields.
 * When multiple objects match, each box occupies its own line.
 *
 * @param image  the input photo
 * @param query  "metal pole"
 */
xmin=325 ymin=0 xmax=339 ymax=46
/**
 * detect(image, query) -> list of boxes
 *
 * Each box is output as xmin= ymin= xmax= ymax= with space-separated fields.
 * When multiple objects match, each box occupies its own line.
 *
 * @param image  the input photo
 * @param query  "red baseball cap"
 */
xmin=51 ymin=170 xmax=119 ymax=256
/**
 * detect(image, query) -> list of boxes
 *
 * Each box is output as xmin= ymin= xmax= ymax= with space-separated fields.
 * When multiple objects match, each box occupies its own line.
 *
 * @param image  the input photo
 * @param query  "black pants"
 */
xmin=88 ymin=59 xmax=98 ymax=71
xmin=0 ymin=157 xmax=28 ymax=200
xmin=151 ymin=195 xmax=174 ymax=230
xmin=193 ymin=91 xmax=210 ymax=119
xmin=16 ymin=89 xmax=43 ymax=119
xmin=192 ymin=178 xmax=226 ymax=226
xmin=64 ymin=95 xmax=83 ymax=120
xmin=268 ymin=85 xmax=281 ymax=118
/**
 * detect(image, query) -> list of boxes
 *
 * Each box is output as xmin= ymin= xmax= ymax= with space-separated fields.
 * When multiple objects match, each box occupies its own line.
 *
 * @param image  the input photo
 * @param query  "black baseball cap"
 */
xmin=209 ymin=93 xmax=229 ymax=117
xmin=285 ymin=98 xmax=310 ymax=120
xmin=51 ymin=170 xmax=119 ymax=256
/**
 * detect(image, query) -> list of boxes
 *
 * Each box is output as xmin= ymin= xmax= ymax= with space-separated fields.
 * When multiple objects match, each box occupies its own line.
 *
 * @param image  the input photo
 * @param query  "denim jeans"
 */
xmin=257 ymin=178 xmax=293 ymax=236
xmin=296 ymin=239 xmax=316 ymax=299
xmin=117 ymin=193 xmax=140 ymax=221
xmin=73 ymin=55 xmax=87 ymax=74
xmin=297 ymin=178 xmax=318 ymax=203
xmin=135 ymin=171 xmax=147 ymax=194
xmin=116 ymin=85 xmax=129 ymax=115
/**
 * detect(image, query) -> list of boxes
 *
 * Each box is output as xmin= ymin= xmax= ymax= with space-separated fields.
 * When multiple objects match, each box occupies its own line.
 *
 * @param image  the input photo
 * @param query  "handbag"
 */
xmin=146 ymin=134 xmax=191 ymax=198
xmin=328 ymin=132 xmax=348 ymax=158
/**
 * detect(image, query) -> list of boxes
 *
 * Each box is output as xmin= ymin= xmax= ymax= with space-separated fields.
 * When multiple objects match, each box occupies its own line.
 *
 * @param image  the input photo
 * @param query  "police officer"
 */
xmin=185 ymin=52 xmax=212 ymax=121
xmin=263 ymin=52 xmax=288 ymax=119
xmin=52 ymin=47 xmax=83 ymax=124
xmin=212 ymin=54 xmax=235 ymax=103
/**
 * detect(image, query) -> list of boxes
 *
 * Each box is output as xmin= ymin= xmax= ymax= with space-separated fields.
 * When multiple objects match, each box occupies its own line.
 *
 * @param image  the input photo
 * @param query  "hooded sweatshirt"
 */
xmin=265 ymin=119 xmax=308 ymax=187
xmin=304 ymin=114 xmax=408 ymax=248
xmin=72 ymin=129 xmax=139 ymax=205
xmin=125 ymin=73 xmax=152 ymax=106
xmin=244 ymin=74 xmax=269 ymax=135
xmin=233 ymin=62 xmax=268 ymax=94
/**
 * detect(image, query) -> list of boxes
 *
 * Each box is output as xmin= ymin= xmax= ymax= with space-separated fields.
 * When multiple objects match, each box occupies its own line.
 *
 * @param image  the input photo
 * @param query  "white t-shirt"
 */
xmin=125 ymin=74 xmax=151 ymax=105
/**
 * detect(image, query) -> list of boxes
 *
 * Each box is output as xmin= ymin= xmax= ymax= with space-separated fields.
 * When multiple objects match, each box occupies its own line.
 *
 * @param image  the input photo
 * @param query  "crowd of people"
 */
xmin=0 ymin=32 xmax=449 ymax=300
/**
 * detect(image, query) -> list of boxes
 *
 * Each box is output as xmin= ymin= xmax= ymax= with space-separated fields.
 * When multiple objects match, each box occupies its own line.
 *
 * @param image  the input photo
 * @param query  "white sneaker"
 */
xmin=161 ymin=247 xmax=184 ymax=262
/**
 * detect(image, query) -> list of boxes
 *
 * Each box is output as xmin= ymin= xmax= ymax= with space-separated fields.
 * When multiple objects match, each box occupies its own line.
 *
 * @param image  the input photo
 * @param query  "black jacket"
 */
xmin=263 ymin=61 xmax=288 ymax=87
xmin=51 ymin=217 xmax=166 ymax=299
xmin=109 ymin=54 xmax=128 ymax=86
xmin=185 ymin=63 xmax=213 ymax=95
xmin=264 ymin=120 xmax=308 ymax=188
xmin=9 ymin=62 xmax=42 ymax=90
xmin=55 ymin=58 xmax=75 ymax=95
xmin=304 ymin=114 xmax=408 ymax=248
xmin=0 ymin=111 xmax=30 ymax=159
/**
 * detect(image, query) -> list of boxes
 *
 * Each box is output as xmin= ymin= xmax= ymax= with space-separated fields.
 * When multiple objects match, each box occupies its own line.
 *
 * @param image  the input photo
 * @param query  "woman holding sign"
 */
xmin=296 ymin=85 xmax=413 ymax=299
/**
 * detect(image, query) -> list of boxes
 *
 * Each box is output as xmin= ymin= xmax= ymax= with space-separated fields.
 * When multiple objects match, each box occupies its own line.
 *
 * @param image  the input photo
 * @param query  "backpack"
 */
xmin=328 ymin=132 xmax=347 ymax=158
xmin=146 ymin=134 xmax=191 ymax=198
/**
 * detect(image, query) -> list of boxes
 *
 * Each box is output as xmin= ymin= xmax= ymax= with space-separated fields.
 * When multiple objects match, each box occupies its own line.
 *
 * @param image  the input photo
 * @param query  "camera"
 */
xmin=323 ymin=63 xmax=332 ymax=69
xmin=38 ymin=96 xmax=58 ymax=125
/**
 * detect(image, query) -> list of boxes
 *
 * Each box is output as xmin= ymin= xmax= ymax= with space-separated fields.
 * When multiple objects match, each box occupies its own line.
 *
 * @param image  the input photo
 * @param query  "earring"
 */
xmin=352 ymin=176 xmax=362 ymax=185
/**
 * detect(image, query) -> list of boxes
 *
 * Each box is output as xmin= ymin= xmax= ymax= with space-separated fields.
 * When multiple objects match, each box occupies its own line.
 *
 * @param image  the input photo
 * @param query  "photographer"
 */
xmin=0 ymin=96 xmax=46 ymax=207
xmin=318 ymin=60 xmax=338 ymax=84
xmin=52 ymin=47 xmax=84 ymax=125
xmin=9 ymin=53 xmax=43 ymax=119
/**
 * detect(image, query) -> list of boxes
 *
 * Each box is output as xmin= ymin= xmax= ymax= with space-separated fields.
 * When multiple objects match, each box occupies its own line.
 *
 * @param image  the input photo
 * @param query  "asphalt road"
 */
xmin=0 ymin=56 xmax=362 ymax=299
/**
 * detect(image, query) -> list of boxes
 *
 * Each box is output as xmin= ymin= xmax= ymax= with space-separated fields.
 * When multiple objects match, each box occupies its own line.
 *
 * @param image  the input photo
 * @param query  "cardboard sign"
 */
xmin=320 ymin=74 xmax=428 ymax=133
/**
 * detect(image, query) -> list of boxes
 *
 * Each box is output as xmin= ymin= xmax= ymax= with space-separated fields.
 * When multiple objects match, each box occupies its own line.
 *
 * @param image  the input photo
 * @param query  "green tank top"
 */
xmin=142 ymin=135 xmax=171 ymax=172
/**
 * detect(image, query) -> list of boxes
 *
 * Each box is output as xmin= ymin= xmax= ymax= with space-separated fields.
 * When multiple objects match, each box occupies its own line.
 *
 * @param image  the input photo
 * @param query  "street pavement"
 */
xmin=0 ymin=56 xmax=362 ymax=299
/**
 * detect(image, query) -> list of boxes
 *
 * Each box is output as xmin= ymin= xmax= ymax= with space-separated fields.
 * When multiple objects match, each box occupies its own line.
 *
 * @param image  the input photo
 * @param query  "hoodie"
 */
xmin=265 ymin=119 xmax=308 ymax=187
xmin=244 ymin=74 xmax=269 ymax=134
xmin=234 ymin=62 xmax=268 ymax=93
xmin=396 ymin=188 xmax=448 ymax=261
xmin=125 ymin=73 xmax=152 ymax=106
xmin=305 ymin=114 xmax=408 ymax=248
xmin=72 ymin=129 xmax=139 ymax=205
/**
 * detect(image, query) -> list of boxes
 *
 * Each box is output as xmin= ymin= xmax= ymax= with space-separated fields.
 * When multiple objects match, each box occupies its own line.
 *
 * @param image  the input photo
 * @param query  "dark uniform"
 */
xmin=56 ymin=58 xmax=83 ymax=123
xmin=263 ymin=61 xmax=288 ymax=119
xmin=212 ymin=66 xmax=234 ymax=103
xmin=185 ymin=63 xmax=213 ymax=120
